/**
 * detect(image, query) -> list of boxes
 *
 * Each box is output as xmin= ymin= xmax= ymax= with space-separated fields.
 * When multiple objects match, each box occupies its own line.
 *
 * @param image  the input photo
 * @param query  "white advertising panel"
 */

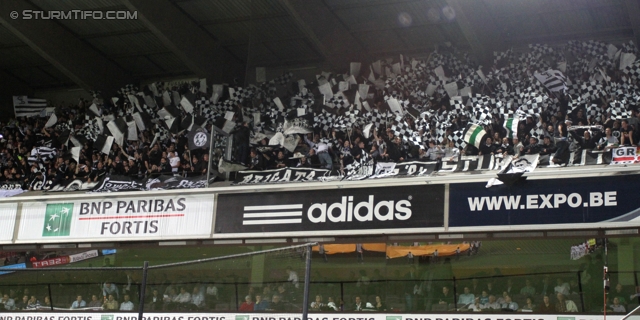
xmin=16 ymin=194 xmax=214 ymax=242
xmin=0 ymin=202 xmax=17 ymax=244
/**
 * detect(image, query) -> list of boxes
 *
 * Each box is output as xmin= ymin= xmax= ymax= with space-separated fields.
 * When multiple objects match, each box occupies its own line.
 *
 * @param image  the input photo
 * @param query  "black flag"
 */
xmin=187 ymin=125 xmax=209 ymax=150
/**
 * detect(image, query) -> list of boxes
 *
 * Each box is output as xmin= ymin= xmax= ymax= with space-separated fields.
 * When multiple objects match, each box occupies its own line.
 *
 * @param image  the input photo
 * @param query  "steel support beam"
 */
xmin=0 ymin=0 xmax=134 ymax=95
xmin=278 ymin=0 xmax=366 ymax=70
xmin=445 ymin=0 xmax=503 ymax=67
xmin=121 ymin=0 xmax=245 ymax=83
xmin=623 ymin=0 xmax=640 ymax=48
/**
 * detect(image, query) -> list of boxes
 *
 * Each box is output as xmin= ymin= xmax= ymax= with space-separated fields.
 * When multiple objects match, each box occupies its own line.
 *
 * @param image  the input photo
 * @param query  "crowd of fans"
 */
xmin=4 ymin=38 xmax=640 ymax=190
xmin=0 ymin=102 xmax=214 ymax=191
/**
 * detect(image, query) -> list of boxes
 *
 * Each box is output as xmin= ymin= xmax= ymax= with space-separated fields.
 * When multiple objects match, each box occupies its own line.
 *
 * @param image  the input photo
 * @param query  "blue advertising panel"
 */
xmin=0 ymin=263 xmax=26 ymax=276
xmin=449 ymin=174 xmax=640 ymax=227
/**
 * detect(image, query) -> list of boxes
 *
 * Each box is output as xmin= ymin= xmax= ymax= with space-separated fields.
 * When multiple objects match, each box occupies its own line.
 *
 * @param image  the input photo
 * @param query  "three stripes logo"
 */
xmin=243 ymin=204 xmax=303 ymax=225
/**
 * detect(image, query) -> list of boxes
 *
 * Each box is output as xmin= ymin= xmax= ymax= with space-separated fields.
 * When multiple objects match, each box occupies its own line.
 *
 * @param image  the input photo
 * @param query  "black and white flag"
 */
xmin=534 ymin=69 xmax=567 ymax=92
xmin=13 ymin=96 xmax=47 ymax=118
xmin=187 ymin=125 xmax=210 ymax=150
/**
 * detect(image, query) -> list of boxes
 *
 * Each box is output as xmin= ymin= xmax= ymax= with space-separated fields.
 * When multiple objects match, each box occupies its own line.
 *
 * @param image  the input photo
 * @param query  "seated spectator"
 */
xmin=146 ymin=289 xmax=162 ymax=311
xmin=482 ymin=295 xmax=500 ymax=310
xmin=239 ymin=295 xmax=254 ymax=311
xmin=190 ymin=287 xmax=205 ymax=310
xmin=120 ymin=294 xmax=134 ymax=311
xmin=310 ymin=294 xmax=324 ymax=311
xmin=322 ymin=296 xmax=337 ymax=311
xmin=102 ymin=294 xmax=119 ymax=310
xmin=15 ymin=295 xmax=28 ymax=310
xmin=267 ymin=294 xmax=285 ymax=312
xmin=41 ymin=296 xmax=51 ymax=309
xmin=352 ymin=296 xmax=363 ymax=311
xmin=520 ymin=279 xmax=536 ymax=296
xmin=467 ymin=297 xmax=482 ymax=312
xmin=537 ymin=295 xmax=554 ymax=313
xmin=555 ymin=293 xmax=578 ymax=312
xmin=70 ymin=295 xmax=86 ymax=309
xmin=162 ymin=288 xmax=177 ymax=310
xmin=458 ymin=287 xmax=475 ymax=305
xmin=175 ymin=287 xmax=191 ymax=309
xmin=479 ymin=290 xmax=489 ymax=304
xmin=501 ymin=294 xmax=518 ymax=311
xmin=521 ymin=297 xmax=535 ymax=311
xmin=438 ymin=286 xmax=454 ymax=305
xmin=26 ymin=295 xmax=40 ymax=310
xmin=254 ymin=294 xmax=270 ymax=311
xmin=87 ymin=295 xmax=101 ymax=308
xmin=1 ymin=294 xmax=15 ymax=310
xmin=610 ymin=297 xmax=626 ymax=313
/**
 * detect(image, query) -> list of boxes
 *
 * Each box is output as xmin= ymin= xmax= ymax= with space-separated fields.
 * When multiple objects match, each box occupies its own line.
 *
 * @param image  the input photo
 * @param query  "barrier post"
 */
xmin=138 ymin=261 xmax=149 ymax=320
xmin=302 ymin=245 xmax=312 ymax=320
xmin=47 ymin=283 xmax=54 ymax=311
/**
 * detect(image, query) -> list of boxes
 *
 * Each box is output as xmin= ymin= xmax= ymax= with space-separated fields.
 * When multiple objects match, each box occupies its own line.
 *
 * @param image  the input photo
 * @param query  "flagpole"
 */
xmin=205 ymin=124 xmax=215 ymax=187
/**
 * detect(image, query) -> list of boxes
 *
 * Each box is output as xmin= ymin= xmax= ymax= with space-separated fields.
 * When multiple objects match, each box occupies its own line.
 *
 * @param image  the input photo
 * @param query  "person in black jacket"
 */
xmin=231 ymin=122 xmax=251 ymax=165
xmin=521 ymin=137 xmax=541 ymax=155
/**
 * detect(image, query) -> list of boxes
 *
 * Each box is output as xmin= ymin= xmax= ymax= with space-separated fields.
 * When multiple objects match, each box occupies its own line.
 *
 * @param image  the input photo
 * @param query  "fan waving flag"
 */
xmin=13 ymin=96 xmax=47 ymax=117
xmin=534 ymin=69 xmax=567 ymax=92
xmin=187 ymin=125 xmax=210 ymax=150
xmin=504 ymin=117 xmax=519 ymax=138
xmin=464 ymin=123 xmax=487 ymax=148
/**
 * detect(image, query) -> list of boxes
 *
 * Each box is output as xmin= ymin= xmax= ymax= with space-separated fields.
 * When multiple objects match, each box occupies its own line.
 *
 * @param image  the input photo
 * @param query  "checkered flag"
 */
xmin=529 ymin=127 xmax=545 ymax=143
xmin=581 ymin=81 xmax=605 ymax=100
xmin=493 ymin=49 xmax=513 ymax=65
xmin=449 ymin=130 xmax=467 ymax=149
xmin=519 ymin=96 xmax=544 ymax=116
xmin=327 ymin=95 xmax=349 ymax=108
xmin=623 ymin=61 xmax=640 ymax=82
xmin=89 ymin=90 xmax=102 ymax=99
xmin=55 ymin=120 xmax=72 ymax=133
xmin=391 ymin=117 xmax=413 ymax=142
xmin=586 ymin=104 xmax=602 ymax=120
xmin=313 ymin=111 xmax=335 ymax=131
xmin=196 ymin=97 xmax=212 ymax=109
xmin=584 ymin=40 xmax=607 ymax=56
xmin=271 ymin=72 xmax=293 ymax=86
xmin=118 ymin=84 xmax=139 ymax=96
xmin=230 ymin=87 xmax=256 ymax=102
xmin=473 ymin=105 xmax=493 ymax=125
xmin=622 ymin=40 xmax=637 ymax=54
xmin=529 ymin=43 xmax=554 ymax=57
xmin=610 ymin=101 xmax=630 ymax=120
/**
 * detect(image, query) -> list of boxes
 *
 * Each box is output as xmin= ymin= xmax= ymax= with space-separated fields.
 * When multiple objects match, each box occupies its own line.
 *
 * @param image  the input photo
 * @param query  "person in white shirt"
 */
xmin=554 ymin=278 xmax=570 ymax=296
xmin=190 ymin=287 xmax=205 ymax=309
xmin=458 ymin=287 xmax=475 ymax=305
xmin=501 ymin=295 xmax=518 ymax=311
xmin=286 ymin=266 xmax=299 ymax=289
xmin=70 ymin=295 xmax=86 ymax=309
xmin=174 ymin=287 xmax=191 ymax=309
xmin=168 ymin=152 xmax=180 ymax=174
xmin=425 ymin=140 xmax=443 ymax=160
xmin=482 ymin=295 xmax=500 ymax=310
xmin=119 ymin=295 xmax=134 ymax=311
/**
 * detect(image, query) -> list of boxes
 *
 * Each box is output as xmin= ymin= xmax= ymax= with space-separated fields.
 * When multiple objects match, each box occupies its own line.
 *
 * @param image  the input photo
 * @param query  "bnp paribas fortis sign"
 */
xmin=42 ymin=203 xmax=73 ymax=237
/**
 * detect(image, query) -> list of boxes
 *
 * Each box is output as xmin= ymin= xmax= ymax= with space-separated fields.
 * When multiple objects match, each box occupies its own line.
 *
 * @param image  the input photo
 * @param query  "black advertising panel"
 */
xmin=449 ymin=174 xmax=640 ymax=227
xmin=215 ymin=185 xmax=444 ymax=233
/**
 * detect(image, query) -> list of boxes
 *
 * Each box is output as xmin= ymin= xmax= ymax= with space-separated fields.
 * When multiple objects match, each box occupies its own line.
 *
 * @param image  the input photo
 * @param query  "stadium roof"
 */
xmin=0 ymin=0 xmax=637 ymax=95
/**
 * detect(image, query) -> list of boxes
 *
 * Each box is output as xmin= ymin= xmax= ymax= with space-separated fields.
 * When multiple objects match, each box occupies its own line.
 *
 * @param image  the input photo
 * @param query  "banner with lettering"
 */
xmin=16 ymin=195 xmax=214 ymax=243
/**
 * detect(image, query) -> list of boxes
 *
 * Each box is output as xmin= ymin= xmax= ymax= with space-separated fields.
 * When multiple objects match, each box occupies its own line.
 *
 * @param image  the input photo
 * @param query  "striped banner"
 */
xmin=13 ymin=96 xmax=47 ymax=118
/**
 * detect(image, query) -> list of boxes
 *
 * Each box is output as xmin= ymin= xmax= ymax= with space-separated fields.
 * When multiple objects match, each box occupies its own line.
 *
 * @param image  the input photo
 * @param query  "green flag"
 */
xmin=42 ymin=203 xmax=73 ymax=237
xmin=464 ymin=124 xmax=487 ymax=148
xmin=504 ymin=117 xmax=519 ymax=139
